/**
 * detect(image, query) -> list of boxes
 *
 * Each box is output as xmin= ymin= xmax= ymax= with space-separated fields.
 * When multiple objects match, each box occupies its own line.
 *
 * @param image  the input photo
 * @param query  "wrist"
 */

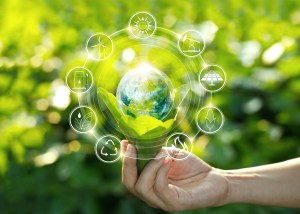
xmin=215 ymin=159 xmax=300 ymax=208
xmin=219 ymin=169 xmax=260 ymax=205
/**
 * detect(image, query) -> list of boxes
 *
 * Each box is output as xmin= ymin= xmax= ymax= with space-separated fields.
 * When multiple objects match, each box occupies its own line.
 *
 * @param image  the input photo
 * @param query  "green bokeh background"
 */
xmin=0 ymin=0 xmax=300 ymax=213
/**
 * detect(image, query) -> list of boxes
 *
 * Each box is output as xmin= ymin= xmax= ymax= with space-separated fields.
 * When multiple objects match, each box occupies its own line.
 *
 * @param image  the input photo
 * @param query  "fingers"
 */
xmin=120 ymin=140 xmax=128 ymax=154
xmin=137 ymin=157 xmax=179 ymax=211
xmin=154 ymin=159 xmax=177 ymax=207
xmin=134 ymin=152 xmax=167 ymax=209
xmin=135 ymin=152 xmax=165 ymax=191
xmin=122 ymin=144 xmax=138 ymax=194
xmin=155 ymin=158 xmax=172 ymax=191
xmin=121 ymin=144 xmax=179 ymax=211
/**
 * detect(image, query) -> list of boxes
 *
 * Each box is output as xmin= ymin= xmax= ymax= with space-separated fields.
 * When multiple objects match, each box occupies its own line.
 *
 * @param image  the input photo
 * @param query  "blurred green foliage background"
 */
xmin=0 ymin=0 xmax=300 ymax=213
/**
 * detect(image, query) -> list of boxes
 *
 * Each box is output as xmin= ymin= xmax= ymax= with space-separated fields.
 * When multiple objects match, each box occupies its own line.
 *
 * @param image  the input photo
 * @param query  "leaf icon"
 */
xmin=205 ymin=109 xmax=215 ymax=131
xmin=81 ymin=112 xmax=93 ymax=129
xmin=74 ymin=112 xmax=93 ymax=130
xmin=75 ymin=118 xmax=81 ymax=128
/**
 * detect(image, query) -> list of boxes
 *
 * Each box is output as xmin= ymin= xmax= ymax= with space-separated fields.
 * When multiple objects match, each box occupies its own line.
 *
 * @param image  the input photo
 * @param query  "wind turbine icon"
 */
xmin=91 ymin=36 xmax=107 ymax=59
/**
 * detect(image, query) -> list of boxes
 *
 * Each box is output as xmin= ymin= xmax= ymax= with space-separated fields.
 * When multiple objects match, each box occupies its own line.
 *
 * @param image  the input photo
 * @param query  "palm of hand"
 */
xmin=166 ymin=154 xmax=229 ymax=210
xmin=121 ymin=142 xmax=229 ymax=212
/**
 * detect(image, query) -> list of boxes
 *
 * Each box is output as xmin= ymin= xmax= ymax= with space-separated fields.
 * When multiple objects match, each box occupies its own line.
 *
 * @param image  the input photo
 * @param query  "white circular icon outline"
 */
xmin=199 ymin=64 xmax=227 ymax=93
xmin=65 ymin=12 xmax=229 ymax=165
xmin=128 ymin=11 xmax=157 ymax=39
xmin=86 ymin=32 xmax=114 ymax=61
xmin=94 ymin=134 xmax=121 ymax=163
xmin=65 ymin=67 xmax=94 ymax=94
xmin=178 ymin=29 xmax=206 ymax=58
xmin=69 ymin=106 xmax=97 ymax=134
xmin=196 ymin=105 xmax=224 ymax=134
xmin=165 ymin=132 xmax=193 ymax=161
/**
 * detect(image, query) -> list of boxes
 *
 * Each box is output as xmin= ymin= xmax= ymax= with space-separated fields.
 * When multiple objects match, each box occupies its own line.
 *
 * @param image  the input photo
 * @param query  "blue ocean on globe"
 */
xmin=116 ymin=64 xmax=174 ymax=120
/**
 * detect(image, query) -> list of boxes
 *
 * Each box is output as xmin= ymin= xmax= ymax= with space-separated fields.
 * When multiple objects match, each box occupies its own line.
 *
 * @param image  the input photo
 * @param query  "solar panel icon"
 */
xmin=201 ymin=70 xmax=223 ymax=86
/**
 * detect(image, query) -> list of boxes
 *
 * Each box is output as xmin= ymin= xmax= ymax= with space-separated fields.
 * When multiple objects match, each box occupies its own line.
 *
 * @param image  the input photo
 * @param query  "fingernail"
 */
xmin=125 ymin=144 xmax=134 ymax=155
xmin=121 ymin=140 xmax=128 ymax=154
xmin=155 ymin=151 xmax=166 ymax=160
xmin=163 ymin=157 xmax=171 ymax=164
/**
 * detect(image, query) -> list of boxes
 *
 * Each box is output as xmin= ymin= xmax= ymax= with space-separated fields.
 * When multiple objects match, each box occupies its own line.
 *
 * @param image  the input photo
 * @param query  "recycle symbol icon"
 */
xmin=100 ymin=140 xmax=118 ymax=156
xmin=66 ymin=11 xmax=227 ymax=163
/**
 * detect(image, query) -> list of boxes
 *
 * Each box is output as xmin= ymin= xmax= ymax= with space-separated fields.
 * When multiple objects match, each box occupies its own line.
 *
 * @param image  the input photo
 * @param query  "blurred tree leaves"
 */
xmin=0 ymin=0 xmax=300 ymax=213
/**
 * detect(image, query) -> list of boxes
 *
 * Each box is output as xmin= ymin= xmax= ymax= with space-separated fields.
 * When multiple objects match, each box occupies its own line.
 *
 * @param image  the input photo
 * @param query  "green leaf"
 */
xmin=97 ymin=87 xmax=124 ymax=122
xmin=119 ymin=115 xmax=175 ymax=138
xmin=97 ymin=87 xmax=176 ymax=172
xmin=97 ymin=87 xmax=176 ymax=138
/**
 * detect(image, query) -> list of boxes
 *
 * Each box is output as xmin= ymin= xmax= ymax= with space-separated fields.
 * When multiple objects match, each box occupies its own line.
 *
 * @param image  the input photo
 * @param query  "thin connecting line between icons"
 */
xmin=199 ymin=55 xmax=207 ymax=67
xmin=89 ymin=130 xmax=99 ymax=141
xmin=192 ymin=130 xmax=201 ymax=140
xmin=83 ymin=58 xmax=89 ymax=67
xmin=109 ymin=27 xmax=179 ymax=38
xmin=65 ymin=11 xmax=227 ymax=164
xmin=156 ymin=27 xmax=179 ymax=37
xmin=77 ymin=94 xmax=82 ymax=106
xmin=107 ymin=26 xmax=208 ymax=76
xmin=110 ymin=28 xmax=127 ymax=37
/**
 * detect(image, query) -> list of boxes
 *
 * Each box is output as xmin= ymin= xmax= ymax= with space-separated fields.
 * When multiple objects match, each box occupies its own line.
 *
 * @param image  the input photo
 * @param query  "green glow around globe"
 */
xmin=116 ymin=64 xmax=174 ymax=120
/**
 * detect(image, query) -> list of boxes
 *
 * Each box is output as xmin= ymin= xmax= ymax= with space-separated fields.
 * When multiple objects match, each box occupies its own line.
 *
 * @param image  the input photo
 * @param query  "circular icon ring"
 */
xmin=128 ymin=11 xmax=157 ymax=39
xmin=94 ymin=135 xmax=121 ymax=163
xmin=165 ymin=132 xmax=193 ymax=161
xmin=178 ymin=30 xmax=205 ymax=57
xmin=66 ymin=67 xmax=93 ymax=94
xmin=196 ymin=106 xmax=224 ymax=134
xmin=69 ymin=106 xmax=97 ymax=133
xmin=199 ymin=64 xmax=226 ymax=93
xmin=86 ymin=33 xmax=114 ymax=60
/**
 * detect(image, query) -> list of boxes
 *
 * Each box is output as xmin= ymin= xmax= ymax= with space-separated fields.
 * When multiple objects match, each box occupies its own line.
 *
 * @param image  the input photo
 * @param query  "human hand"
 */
xmin=121 ymin=140 xmax=230 ymax=211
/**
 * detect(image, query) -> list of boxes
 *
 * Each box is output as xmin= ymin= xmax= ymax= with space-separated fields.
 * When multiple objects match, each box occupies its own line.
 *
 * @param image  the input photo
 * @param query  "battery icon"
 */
xmin=74 ymin=71 xmax=88 ymax=90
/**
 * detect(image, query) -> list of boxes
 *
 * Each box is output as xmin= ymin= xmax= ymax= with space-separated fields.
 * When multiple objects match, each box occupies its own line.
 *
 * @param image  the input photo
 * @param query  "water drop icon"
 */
xmin=78 ymin=113 xmax=81 ymax=118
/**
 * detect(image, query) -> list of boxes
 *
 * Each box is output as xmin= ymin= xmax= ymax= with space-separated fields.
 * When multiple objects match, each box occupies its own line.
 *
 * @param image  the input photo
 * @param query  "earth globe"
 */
xmin=116 ymin=64 xmax=174 ymax=120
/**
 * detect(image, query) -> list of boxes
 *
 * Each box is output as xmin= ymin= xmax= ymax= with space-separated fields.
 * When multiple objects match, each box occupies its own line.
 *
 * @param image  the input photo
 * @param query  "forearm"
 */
xmin=222 ymin=158 xmax=300 ymax=208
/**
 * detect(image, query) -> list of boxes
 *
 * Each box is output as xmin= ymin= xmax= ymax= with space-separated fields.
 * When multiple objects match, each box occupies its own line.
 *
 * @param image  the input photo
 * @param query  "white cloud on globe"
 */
xmin=116 ymin=64 xmax=174 ymax=120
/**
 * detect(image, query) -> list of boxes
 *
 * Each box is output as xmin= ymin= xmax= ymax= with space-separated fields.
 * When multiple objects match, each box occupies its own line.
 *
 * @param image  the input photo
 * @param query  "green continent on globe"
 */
xmin=116 ymin=64 xmax=174 ymax=120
